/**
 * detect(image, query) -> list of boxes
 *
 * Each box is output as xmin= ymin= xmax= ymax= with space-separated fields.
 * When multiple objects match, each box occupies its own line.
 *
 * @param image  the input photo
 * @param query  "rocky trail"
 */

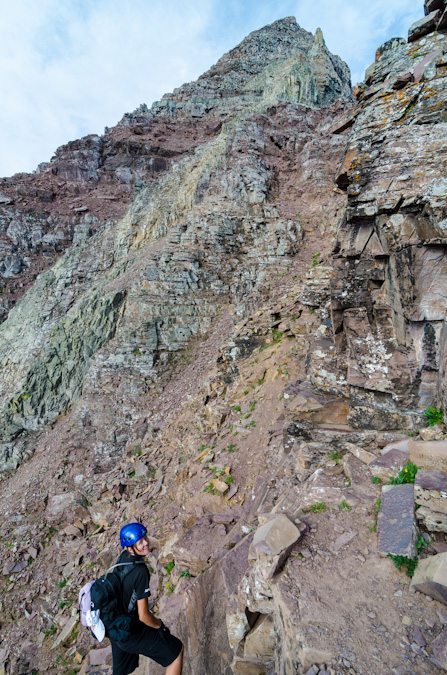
xmin=1 ymin=1 xmax=447 ymax=673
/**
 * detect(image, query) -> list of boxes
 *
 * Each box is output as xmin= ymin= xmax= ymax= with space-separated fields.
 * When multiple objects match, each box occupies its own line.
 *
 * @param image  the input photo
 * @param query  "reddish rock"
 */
xmin=431 ymin=627 xmax=447 ymax=669
xmin=369 ymin=448 xmax=409 ymax=482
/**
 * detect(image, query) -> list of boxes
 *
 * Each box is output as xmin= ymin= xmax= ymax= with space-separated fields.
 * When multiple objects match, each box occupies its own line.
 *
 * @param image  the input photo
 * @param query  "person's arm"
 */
xmin=137 ymin=598 xmax=162 ymax=628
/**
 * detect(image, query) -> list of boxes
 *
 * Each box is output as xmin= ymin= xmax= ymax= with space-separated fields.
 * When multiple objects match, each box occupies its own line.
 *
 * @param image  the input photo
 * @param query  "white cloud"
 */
xmin=0 ymin=0 xmax=426 ymax=176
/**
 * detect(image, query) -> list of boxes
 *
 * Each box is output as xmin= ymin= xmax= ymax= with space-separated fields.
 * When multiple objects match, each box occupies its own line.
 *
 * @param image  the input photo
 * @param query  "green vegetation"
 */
xmin=302 ymin=501 xmax=327 ymax=514
xmin=179 ymin=570 xmax=192 ymax=578
xmin=388 ymin=461 xmax=419 ymax=485
xmin=423 ymin=407 xmax=444 ymax=426
xmin=272 ymin=329 xmax=283 ymax=344
xmin=311 ymin=252 xmax=320 ymax=267
xmin=374 ymin=498 xmax=381 ymax=515
xmin=166 ymin=560 xmax=175 ymax=574
xmin=416 ymin=534 xmax=430 ymax=553
xmin=339 ymin=500 xmax=351 ymax=511
xmin=224 ymin=476 xmax=234 ymax=485
xmin=328 ymin=450 xmax=343 ymax=465
xmin=227 ymin=444 xmax=237 ymax=453
xmin=368 ymin=520 xmax=377 ymax=532
xmin=370 ymin=476 xmax=382 ymax=484
xmin=387 ymin=553 xmax=418 ymax=578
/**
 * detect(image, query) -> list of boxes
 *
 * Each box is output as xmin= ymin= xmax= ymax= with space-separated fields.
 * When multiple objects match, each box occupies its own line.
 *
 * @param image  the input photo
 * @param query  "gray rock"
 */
xmin=408 ymin=10 xmax=442 ymax=42
xmin=378 ymin=484 xmax=417 ymax=558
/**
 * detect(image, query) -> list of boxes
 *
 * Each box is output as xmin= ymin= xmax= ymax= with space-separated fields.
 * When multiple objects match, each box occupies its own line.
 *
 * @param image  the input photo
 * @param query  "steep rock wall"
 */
xmin=0 ymin=20 xmax=351 ymax=477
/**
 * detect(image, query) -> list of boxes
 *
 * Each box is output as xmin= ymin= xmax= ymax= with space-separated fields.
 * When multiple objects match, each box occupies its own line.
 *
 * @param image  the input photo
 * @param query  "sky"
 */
xmin=0 ymin=0 xmax=422 ymax=177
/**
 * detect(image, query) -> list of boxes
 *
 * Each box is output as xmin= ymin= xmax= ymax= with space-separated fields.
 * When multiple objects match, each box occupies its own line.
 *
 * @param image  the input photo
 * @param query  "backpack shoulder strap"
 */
xmin=105 ymin=560 xmax=145 ymax=579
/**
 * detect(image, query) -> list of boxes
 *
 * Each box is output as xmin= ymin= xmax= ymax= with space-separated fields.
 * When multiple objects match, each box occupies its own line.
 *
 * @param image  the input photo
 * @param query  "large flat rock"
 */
xmin=410 ymin=553 xmax=447 ymax=604
xmin=410 ymin=440 xmax=447 ymax=473
xmin=378 ymin=484 xmax=417 ymax=558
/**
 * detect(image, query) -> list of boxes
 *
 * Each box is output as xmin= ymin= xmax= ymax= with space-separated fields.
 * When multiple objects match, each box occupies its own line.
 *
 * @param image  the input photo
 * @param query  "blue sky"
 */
xmin=0 ymin=0 xmax=422 ymax=177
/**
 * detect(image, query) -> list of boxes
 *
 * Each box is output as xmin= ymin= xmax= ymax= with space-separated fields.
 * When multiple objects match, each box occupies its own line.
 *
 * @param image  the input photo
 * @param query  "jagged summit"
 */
xmin=149 ymin=16 xmax=352 ymax=117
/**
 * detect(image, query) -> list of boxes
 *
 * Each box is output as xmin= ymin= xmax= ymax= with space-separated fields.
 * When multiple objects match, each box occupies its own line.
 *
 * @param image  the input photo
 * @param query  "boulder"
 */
xmin=250 ymin=514 xmax=302 ymax=579
xmin=410 ymin=553 xmax=447 ymax=604
xmin=378 ymin=484 xmax=417 ymax=558
xmin=408 ymin=10 xmax=441 ymax=42
xmin=244 ymin=613 xmax=276 ymax=659
xmin=45 ymin=492 xmax=89 ymax=527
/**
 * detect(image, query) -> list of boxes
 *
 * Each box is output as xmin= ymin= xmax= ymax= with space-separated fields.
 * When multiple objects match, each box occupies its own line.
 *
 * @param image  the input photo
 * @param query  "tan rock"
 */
xmin=420 ymin=425 xmax=445 ymax=442
xmin=415 ymin=505 xmax=447 ymax=533
xmin=226 ymin=610 xmax=250 ymax=648
xmin=51 ymin=615 xmax=79 ymax=649
xmin=410 ymin=553 xmax=447 ymax=604
xmin=251 ymin=515 xmax=301 ymax=557
xmin=232 ymin=658 xmax=270 ymax=675
xmin=344 ymin=442 xmax=376 ymax=465
xmin=410 ymin=441 xmax=447 ymax=473
xmin=244 ymin=613 xmax=275 ymax=659
xmin=211 ymin=477 xmax=230 ymax=493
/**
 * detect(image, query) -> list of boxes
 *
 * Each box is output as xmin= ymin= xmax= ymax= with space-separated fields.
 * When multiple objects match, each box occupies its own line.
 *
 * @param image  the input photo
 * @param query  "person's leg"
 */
xmin=165 ymin=644 xmax=183 ymax=675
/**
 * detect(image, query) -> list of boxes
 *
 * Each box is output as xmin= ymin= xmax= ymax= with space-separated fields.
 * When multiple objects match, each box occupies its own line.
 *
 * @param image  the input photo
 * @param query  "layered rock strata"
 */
xmin=0 ymin=20 xmax=351 ymax=476
xmin=0 ymin=17 xmax=351 ymax=324
xmin=285 ymin=3 xmax=447 ymax=452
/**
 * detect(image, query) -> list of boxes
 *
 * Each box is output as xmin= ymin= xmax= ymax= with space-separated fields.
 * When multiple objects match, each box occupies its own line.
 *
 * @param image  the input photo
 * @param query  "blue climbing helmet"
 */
xmin=119 ymin=522 xmax=147 ymax=549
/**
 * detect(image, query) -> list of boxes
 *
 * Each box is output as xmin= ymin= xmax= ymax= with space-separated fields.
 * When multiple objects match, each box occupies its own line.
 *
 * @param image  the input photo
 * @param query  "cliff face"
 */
xmin=0 ymin=18 xmax=351 ymax=477
xmin=1 ymin=5 xmax=447 ymax=675
xmin=0 ymin=16 xmax=350 ymax=324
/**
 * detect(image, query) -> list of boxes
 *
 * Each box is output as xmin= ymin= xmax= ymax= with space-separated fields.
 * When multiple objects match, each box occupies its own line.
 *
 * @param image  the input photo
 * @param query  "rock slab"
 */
xmin=378 ymin=484 xmax=417 ymax=558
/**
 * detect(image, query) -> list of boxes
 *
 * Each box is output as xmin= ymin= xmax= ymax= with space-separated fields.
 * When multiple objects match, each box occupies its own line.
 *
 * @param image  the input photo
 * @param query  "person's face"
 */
xmin=131 ymin=534 xmax=150 ymax=556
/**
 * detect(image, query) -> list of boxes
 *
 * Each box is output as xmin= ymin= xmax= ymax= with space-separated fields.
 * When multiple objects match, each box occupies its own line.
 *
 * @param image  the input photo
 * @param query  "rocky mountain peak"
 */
xmin=153 ymin=17 xmax=352 ymax=118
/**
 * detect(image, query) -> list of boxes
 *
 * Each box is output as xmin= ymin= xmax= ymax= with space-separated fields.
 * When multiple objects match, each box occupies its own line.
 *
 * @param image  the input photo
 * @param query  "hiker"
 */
xmin=111 ymin=522 xmax=184 ymax=675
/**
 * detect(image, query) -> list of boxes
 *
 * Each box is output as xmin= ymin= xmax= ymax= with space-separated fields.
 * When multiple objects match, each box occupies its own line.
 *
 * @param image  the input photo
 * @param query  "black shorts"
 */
xmin=111 ymin=624 xmax=183 ymax=675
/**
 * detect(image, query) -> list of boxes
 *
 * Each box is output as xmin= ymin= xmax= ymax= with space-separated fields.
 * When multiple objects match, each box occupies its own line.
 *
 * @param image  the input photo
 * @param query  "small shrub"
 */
xmin=387 ymin=553 xmax=418 ymax=578
xmin=423 ymin=407 xmax=444 ymax=426
xmin=371 ymin=476 xmax=382 ymax=484
xmin=388 ymin=461 xmax=419 ymax=485
xmin=225 ymin=476 xmax=234 ymax=485
xmin=166 ymin=560 xmax=175 ymax=574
